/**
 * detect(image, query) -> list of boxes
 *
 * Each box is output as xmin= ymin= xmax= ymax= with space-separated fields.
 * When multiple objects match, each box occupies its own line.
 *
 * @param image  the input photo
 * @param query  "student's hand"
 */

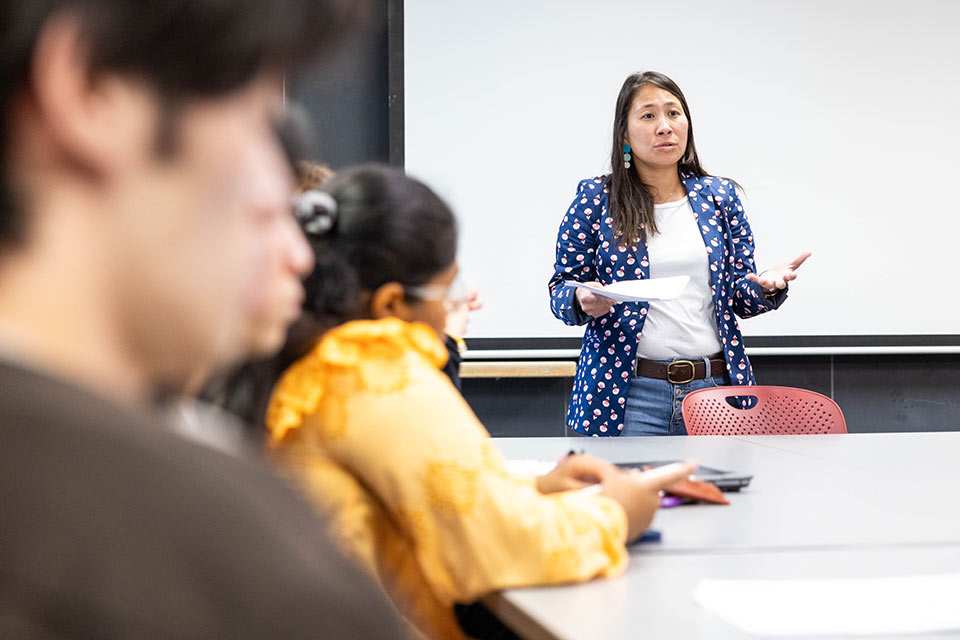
xmin=465 ymin=288 xmax=483 ymax=312
xmin=445 ymin=288 xmax=483 ymax=338
xmin=575 ymin=284 xmax=616 ymax=318
xmin=600 ymin=461 xmax=696 ymax=541
xmin=445 ymin=304 xmax=470 ymax=339
xmin=536 ymin=453 xmax=619 ymax=494
xmin=746 ymin=251 xmax=811 ymax=296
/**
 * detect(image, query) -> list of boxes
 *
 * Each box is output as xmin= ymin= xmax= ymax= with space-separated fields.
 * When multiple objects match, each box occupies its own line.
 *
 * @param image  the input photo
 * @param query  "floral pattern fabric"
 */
xmin=266 ymin=318 xmax=628 ymax=639
xmin=548 ymin=173 xmax=787 ymax=436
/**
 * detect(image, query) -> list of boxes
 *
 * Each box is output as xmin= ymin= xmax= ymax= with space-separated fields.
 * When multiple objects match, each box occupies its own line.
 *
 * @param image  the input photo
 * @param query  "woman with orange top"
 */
xmin=265 ymin=164 xmax=694 ymax=639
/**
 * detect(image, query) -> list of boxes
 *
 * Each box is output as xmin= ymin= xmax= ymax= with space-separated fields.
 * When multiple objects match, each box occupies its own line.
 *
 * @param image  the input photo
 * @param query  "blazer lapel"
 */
xmin=682 ymin=172 xmax=724 ymax=310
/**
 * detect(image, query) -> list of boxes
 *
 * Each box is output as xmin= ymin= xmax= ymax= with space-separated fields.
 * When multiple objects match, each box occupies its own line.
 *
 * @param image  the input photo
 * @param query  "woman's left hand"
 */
xmin=444 ymin=287 xmax=483 ymax=339
xmin=465 ymin=288 xmax=483 ymax=312
xmin=536 ymin=453 xmax=619 ymax=494
xmin=747 ymin=251 xmax=812 ymax=295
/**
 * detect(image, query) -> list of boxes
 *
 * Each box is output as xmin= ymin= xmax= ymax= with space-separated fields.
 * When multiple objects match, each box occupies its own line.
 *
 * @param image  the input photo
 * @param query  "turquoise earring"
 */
xmin=623 ymin=143 xmax=632 ymax=169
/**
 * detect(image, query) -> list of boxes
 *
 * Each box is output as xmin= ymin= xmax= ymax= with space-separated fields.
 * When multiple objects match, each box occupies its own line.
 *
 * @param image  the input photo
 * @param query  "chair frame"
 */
xmin=681 ymin=385 xmax=847 ymax=435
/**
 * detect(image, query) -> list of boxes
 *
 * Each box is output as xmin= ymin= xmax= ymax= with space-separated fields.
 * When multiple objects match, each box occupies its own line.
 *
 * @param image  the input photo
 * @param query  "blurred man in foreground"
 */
xmin=0 ymin=1 xmax=405 ymax=637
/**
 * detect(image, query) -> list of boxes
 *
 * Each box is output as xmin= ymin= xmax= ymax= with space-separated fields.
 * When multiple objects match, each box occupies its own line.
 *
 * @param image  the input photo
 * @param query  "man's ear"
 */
xmin=369 ymin=282 xmax=412 ymax=322
xmin=30 ymin=14 xmax=159 ymax=178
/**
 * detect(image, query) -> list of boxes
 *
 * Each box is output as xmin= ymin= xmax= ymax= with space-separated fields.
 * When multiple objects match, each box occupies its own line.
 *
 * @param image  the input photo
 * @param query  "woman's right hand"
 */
xmin=599 ymin=461 xmax=697 ymax=541
xmin=575 ymin=284 xmax=617 ymax=318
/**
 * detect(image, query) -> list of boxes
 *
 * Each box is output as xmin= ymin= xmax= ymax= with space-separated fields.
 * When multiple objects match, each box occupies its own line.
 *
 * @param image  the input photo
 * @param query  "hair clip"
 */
xmin=294 ymin=190 xmax=338 ymax=237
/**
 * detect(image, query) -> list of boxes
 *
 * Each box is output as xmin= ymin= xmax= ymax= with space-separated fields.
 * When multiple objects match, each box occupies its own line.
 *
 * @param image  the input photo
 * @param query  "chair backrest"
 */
xmin=682 ymin=386 xmax=846 ymax=435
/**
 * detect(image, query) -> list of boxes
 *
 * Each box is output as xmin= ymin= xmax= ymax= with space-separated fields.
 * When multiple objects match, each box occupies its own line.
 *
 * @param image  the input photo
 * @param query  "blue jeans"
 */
xmin=622 ymin=360 xmax=729 ymax=436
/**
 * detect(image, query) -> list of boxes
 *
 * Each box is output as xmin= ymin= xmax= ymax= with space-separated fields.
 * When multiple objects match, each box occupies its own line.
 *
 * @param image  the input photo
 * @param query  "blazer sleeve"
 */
xmin=725 ymin=184 xmax=788 ymax=319
xmin=548 ymin=179 xmax=601 ymax=326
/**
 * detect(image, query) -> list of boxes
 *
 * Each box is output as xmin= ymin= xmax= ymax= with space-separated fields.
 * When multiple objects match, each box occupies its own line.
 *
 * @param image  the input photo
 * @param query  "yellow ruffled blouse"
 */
xmin=266 ymin=318 xmax=627 ymax=640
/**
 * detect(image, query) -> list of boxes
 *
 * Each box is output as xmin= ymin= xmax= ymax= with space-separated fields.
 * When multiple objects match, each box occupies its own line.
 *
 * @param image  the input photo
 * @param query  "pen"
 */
xmin=632 ymin=529 xmax=661 ymax=544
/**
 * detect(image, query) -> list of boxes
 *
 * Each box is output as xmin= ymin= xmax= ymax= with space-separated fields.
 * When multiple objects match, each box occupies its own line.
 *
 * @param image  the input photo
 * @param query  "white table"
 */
xmin=486 ymin=434 xmax=960 ymax=639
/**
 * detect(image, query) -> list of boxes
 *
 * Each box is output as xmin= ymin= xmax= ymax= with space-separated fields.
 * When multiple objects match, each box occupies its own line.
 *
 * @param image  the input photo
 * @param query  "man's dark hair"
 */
xmin=0 ymin=0 xmax=364 ymax=249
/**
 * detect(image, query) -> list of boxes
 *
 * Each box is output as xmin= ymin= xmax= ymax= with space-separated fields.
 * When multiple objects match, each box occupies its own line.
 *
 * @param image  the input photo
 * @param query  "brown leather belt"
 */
xmin=636 ymin=353 xmax=725 ymax=385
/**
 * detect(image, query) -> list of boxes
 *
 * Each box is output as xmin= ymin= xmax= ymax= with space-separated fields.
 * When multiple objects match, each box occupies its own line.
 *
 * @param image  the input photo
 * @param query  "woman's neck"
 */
xmin=637 ymin=164 xmax=684 ymax=204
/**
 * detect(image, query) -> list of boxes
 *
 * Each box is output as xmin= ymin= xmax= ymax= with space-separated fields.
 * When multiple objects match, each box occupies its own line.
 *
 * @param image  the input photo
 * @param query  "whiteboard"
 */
xmin=403 ymin=0 xmax=960 ymax=342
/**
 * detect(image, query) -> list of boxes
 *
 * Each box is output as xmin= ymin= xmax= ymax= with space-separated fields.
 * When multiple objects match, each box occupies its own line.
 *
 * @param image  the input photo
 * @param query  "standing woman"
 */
xmin=549 ymin=71 xmax=809 ymax=437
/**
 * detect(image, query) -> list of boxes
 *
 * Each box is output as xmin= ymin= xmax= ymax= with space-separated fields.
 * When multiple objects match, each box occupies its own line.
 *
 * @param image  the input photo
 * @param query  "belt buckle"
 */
xmin=666 ymin=359 xmax=696 ymax=384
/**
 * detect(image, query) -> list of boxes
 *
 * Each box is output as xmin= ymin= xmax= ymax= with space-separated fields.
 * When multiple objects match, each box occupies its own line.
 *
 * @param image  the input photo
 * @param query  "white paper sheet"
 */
xmin=501 ymin=459 xmax=557 ymax=477
xmin=502 ymin=459 xmax=604 ymax=496
xmin=692 ymin=572 xmax=960 ymax=636
xmin=564 ymin=276 xmax=690 ymax=302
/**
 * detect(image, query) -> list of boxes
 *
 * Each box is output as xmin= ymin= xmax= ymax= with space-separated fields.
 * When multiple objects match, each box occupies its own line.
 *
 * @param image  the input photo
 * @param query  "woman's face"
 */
xmin=624 ymin=84 xmax=689 ymax=173
xmin=369 ymin=262 xmax=460 ymax=337
xmin=405 ymin=262 xmax=460 ymax=336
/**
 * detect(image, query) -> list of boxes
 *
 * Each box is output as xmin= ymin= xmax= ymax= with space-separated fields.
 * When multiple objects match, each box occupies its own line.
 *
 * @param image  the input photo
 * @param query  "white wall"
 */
xmin=405 ymin=0 xmax=960 ymax=340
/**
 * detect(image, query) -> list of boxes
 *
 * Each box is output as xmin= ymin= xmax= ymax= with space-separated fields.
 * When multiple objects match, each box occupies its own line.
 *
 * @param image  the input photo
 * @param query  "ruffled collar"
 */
xmin=266 ymin=318 xmax=448 ymax=442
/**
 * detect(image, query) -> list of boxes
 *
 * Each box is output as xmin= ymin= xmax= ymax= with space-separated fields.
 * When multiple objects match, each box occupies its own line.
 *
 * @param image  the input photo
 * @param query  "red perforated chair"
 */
xmin=682 ymin=386 xmax=846 ymax=435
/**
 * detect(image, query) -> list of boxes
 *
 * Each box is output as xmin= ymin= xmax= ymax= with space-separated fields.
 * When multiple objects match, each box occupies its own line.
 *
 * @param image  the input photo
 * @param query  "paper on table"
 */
xmin=502 ymin=459 xmax=557 ymax=477
xmin=692 ymin=573 xmax=960 ymax=636
xmin=501 ymin=459 xmax=603 ymax=496
xmin=564 ymin=275 xmax=689 ymax=302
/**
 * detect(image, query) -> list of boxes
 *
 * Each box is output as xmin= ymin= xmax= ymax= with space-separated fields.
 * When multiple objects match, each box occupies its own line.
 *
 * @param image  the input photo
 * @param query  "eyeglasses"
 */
xmin=405 ymin=276 xmax=469 ymax=312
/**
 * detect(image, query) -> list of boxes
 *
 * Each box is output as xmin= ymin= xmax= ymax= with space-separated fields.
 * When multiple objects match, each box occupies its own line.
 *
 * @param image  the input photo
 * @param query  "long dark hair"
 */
xmin=206 ymin=164 xmax=458 ymax=432
xmin=608 ymin=71 xmax=709 ymax=242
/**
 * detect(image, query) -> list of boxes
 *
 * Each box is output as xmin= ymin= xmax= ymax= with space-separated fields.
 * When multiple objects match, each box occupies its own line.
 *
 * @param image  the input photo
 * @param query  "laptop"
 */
xmin=616 ymin=460 xmax=752 ymax=491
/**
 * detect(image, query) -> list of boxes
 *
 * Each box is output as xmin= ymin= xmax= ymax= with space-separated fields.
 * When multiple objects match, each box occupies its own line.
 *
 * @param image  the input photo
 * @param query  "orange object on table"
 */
xmin=641 ymin=465 xmax=729 ymax=505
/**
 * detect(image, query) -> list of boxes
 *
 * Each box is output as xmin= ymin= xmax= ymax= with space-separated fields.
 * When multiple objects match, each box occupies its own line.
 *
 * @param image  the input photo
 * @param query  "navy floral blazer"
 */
xmin=548 ymin=173 xmax=787 ymax=436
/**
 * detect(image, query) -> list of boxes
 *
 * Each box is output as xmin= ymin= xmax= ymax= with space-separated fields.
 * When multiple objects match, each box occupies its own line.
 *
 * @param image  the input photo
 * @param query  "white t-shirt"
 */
xmin=635 ymin=196 xmax=722 ymax=361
